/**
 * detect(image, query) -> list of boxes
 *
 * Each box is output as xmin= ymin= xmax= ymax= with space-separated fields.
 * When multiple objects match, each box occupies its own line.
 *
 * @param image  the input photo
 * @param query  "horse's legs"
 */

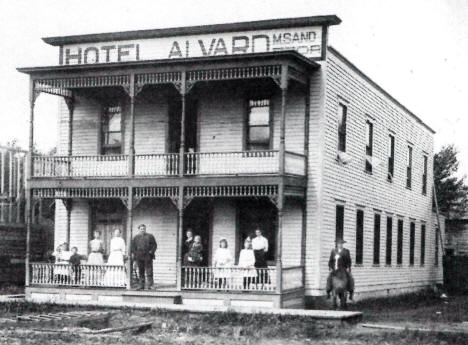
xmin=332 ymin=293 xmax=337 ymax=309
xmin=340 ymin=292 xmax=347 ymax=310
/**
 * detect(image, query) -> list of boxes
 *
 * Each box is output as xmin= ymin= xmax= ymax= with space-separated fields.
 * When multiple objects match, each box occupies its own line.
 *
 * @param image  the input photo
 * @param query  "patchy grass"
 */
xmin=0 ymin=291 xmax=467 ymax=344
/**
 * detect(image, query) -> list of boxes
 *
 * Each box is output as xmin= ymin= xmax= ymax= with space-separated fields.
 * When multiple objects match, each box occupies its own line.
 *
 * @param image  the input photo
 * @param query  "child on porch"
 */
xmin=69 ymin=246 xmax=83 ymax=285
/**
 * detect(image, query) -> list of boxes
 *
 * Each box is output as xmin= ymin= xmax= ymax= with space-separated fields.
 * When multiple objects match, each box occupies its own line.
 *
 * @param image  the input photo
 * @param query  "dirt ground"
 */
xmin=0 ymin=291 xmax=466 ymax=345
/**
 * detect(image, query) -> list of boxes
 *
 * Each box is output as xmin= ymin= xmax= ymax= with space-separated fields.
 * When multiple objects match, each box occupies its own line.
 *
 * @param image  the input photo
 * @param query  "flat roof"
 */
xmin=328 ymin=46 xmax=435 ymax=134
xmin=42 ymin=15 xmax=341 ymax=46
xmin=17 ymin=50 xmax=320 ymax=74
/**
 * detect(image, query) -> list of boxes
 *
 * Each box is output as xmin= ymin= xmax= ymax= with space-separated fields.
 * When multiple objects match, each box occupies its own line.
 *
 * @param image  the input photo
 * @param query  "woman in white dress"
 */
xmin=53 ymin=243 xmax=71 ymax=284
xmin=213 ymin=238 xmax=233 ymax=289
xmin=88 ymin=231 xmax=104 ymax=265
xmin=237 ymin=237 xmax=257 ymax=289
xmin=103 ymin=229 xmax=126 ymax=287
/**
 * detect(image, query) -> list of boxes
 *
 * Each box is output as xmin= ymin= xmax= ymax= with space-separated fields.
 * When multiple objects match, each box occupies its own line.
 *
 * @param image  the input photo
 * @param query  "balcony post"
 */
xmin=179 ymin=71 xmax=187 ymax=177
xmin=279 ymin=64 xmax=288 ymax=175
xmin=128 ymin=74 xmax=136 ymax=177
xmin=65 ymin=96 xmax=74 ymax=176
xmin=25 ymin=77 xmax=37 ymax=287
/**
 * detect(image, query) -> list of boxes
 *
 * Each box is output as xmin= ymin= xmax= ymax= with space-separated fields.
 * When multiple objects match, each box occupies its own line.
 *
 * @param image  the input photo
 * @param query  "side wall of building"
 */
xmin=306 ymin=48 xmax=443 ymax=297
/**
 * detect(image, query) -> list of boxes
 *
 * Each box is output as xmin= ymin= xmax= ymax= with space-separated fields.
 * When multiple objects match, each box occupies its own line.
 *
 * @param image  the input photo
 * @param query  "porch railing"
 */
xmin=284 ymin=151 xmax=306 ymax=176
xmin=30 ymin=263 xmax=126 ymax=288
xmin=185 ymin=151 xmax=279 ymax=175
xmin=182 ymin=266 xmax=276 ymax=292
xmin=135 ymin=153 xmax=179 ymax=176
xmin=32 ymin=155 xmax=128 ymax=178
xmin=281 ymin=265 xmax=303 ymax=291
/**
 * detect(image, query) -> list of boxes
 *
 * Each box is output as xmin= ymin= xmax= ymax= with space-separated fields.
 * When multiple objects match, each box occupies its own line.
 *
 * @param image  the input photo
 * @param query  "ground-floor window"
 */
xmin=409 ymin=221 xmax=415 ymax=266
xmin=420 ymin=224 xmax=426 ymax=265
xmin=355 ymin=209 xmax=364 ymax=265
xmin=385 ymin=216 xmax=392 ymax=265
xmin=397 ymin=219 xmax=403 ymax=265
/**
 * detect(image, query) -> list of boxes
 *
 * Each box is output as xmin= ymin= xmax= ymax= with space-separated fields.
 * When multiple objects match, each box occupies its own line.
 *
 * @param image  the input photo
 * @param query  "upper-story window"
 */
xmin=101 ymin=105 xmax=122 ymax=155
xmin=337 ymin=103 xmax=347 ymax=152
xmin=365 ymin=120 xmax=373 ymax=173
xmin=388 ymin=134 xmax=395 ymax=181
xmin=406 ymin=145 xmax=413 ymax=189
xmin=422 ymin=155 xmax=428 ymax=195
xmin=247 ymin=99 xmax=271 ymax=151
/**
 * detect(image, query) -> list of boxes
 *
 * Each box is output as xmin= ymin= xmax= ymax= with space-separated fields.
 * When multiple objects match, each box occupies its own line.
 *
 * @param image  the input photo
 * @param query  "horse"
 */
xmin=330 ymin=268 xmax=349 ymax=309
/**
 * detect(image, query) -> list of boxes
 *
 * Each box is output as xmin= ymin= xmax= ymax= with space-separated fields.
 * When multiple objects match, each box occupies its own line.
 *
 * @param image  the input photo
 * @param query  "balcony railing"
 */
xmin=185 ymin=151 xmax=279 ymax=175
xmin=182 ymin=266 xmax=276 ymax=292
xmin=30 ymin=263 xmax=126 ymax=288
xmin=32 ymin=151 xmax=306 ymax=178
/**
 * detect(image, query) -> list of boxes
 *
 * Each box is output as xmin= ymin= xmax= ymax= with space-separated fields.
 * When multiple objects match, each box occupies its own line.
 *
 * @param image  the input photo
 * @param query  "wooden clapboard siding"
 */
xmin=57 ymin=99 xmax=69 ymax=155
xmin=282 ymin=198 xmax=303 ymax=267
xmin=69 ymin=200 xmax=90 ymax=255
xmin=211 ymin=199 xmax=236 ymax=262
xmin=67 ymin=96 xmax=101 ymax=155
xmin=304 ymin=66 xmax=327 ymax=293
xmin=309 ymin=48 xmax=441 ymax=296
xmin=54 ymin=201 xmax=67 ymax=250
xmin=124 ymin=93 xmax=168 ymax=154
xmin=133 ymin=199 xmax=177 ymax=286
xmin=198 ymin=84 xmax=244 ymax=152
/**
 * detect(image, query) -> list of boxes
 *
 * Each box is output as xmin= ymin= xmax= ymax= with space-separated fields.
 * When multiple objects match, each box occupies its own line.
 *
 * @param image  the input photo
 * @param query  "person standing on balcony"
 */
xmin=88 ymin=231 xmax=104 ymax=265
xmin=103 ymin=229 xmax=126 ymax=286
xmin=132 ymin=224 xmax=157 ymax=290
xmin=252 ymin=229 xmax=269 ymax=285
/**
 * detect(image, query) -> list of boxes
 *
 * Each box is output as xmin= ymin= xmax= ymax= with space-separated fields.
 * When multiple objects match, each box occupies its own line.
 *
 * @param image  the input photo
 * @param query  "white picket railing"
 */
xmin=30 ymin=263 xmax=126 ymax=288
xmin=134 ymin=153 xmax=179 ymax=176
xmin=32 ymin=155 xmax=128 ymax=178
xmin=185 ymin=151 xmax=279 ymax=175
xmin=182 ymin=266 xmax=276 ymax=291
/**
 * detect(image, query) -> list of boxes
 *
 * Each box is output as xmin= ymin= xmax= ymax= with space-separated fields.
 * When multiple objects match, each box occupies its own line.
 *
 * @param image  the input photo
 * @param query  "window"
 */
xmin=422 ymin=155 xmax=428 ymax=195
xmin=365 ymin=120 xmax=373 ymax=173
xmin=420 ymin=224 xmax=426 ymax=265
xmin=337 ymin=103 xmax=347 ymax=152
xmin=397 ymin=219 xmax=403 ymax=265
xmin=355 ymin=210 xmax=364 ymax=265
xmin=247 ymin=99 xmax=271 ymax=151
xmin=388 ymin=134 xmax=395 ymax=181
xmin=409 ymin=221 xmax=415 ymax=266
xmin=406 ymin=145 xmax=413 ymax=188
xmin=336 ymin=205 xmax=345 ymax=242
xmin=386 ymin=216 xmax=393 ymax=265
xmin=373 ymin=213 xmax=381 ymax=265
xmin=435 ymin=227 xmax=439 ymax=266
xmin=101 ymin=105 xmax=122 ymax=155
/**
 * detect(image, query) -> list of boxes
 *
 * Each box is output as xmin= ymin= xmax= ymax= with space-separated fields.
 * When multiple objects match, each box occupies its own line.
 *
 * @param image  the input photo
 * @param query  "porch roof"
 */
xmin=41 ymin=15 xmax=341 ymax=46
xmin=17 ymin=50 xmax=320 ymax=76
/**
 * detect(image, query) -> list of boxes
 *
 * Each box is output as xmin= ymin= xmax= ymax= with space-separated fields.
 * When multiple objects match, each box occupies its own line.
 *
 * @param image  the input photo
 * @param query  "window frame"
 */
xmin=420 ymin=223 xmax=426 ymax=266
xmin=100 ymin=104 xmax=124 ymax=155
xmin=335 ymin=204 xmax=345 ymax=243
xmin=397 ymin=219 xmax=404 ymax=265
xmin=373 ymin=213 xmax=381 ymax=265
xmin=409 ymin=221 xmax=415 ymax=266
xmin=337 ymin=103 xmax=347 ymax=152
xmin=422 ymin=155 xmax=428 ymax=195
xmin=388 ymin=134 xmax=395 ymax=181
xmin=385 ymin=216 xmax=393 ymax=266
xmin=406 ymin=145 xmax=413 ymax=189
xmin=365 ymin=120 xmax=374 ymax=173
xmin=355 ymin=209 xmax=364 ymax=265
xmin=245 ymin=99 xmax=272 ymax=151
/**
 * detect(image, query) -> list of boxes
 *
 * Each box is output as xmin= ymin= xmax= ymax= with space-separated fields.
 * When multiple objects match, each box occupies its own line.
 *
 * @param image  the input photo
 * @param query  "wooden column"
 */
xmin=126 ymin=189 xmax=134 ymax=290
xmin=128 ymin=74 xmax=136 ymax=177
xmin=62 ymin=199 xmax=72 ymax=246
xmin=65 ymin=97 xmax=74 ymax=176
xmin=176 ymin=186 xmax=184 ymax=290
xmin=276 ymin=65 xmax=288 ymax=295
xmin=25 ymin=78 xmax=37 ymax=287
xmin=301 ymin=79 xmax=310 ymax=288
xmin=178 ymin=71 xmax=187 ymax=177
xmin=16 ymin=154 xmax=22 ymax=223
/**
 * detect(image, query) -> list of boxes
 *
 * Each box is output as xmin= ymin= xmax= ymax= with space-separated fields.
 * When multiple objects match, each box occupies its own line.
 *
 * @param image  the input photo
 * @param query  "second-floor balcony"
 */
xmin=32 ymin=150 xmax=306 ymax=178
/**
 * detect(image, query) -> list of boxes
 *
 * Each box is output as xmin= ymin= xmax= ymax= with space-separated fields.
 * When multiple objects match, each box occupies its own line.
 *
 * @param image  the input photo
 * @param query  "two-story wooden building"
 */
xmin=18 ymin=15 xmax=443 ymax=308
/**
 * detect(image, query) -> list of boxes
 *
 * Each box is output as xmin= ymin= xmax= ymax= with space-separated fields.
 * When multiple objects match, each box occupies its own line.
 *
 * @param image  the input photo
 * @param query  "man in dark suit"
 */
xmin=326 ymin=238 xmax=354 ymax=300
xmin=131 ymin=224 xmax=157 ymax=290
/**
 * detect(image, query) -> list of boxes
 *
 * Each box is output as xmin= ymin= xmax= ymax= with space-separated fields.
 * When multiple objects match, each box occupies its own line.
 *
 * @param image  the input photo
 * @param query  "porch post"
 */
xmin=65 ymin=97 xmax=74 ymax=176
xmin=25 ymin=77 xmax=37 ymax=287
xmin=126 ymin=188 xmax=134 ymax=290
xmin=128 ymin=74 xmax=136 ymax=177
xmin=276 ymin=65 xmax=288 ymax=295
xmin=63 ymin=199 xmax=72 ymax=245
xmin=301 ymin=78 xmax=310 ymax=288
xmin=176 ymin=185 xmax=184 ymax=290
xmin=179 ymin=71 xmax=187 ymax=177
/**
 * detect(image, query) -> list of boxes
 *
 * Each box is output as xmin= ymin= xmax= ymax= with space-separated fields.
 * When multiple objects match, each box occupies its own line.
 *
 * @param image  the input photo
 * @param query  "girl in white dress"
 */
xmin=213 ymin=239 xmax=233 ymax=289
xmin=103 ymin=229 xmax=127 ymax=287
xmin=88 ymin=231 xmax=104 ymax=265
xmin=237 ymin=238 xmax=257 ymax=289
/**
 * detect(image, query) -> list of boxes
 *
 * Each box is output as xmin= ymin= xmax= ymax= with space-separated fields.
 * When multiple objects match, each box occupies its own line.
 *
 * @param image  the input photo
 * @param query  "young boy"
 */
xmin=69 ymin=247 xmax=83 ymax=285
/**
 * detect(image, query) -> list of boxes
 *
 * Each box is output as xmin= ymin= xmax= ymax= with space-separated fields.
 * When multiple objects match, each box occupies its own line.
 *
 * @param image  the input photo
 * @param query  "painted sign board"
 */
xmin=59 ymin=26 xmax=324 ymax=65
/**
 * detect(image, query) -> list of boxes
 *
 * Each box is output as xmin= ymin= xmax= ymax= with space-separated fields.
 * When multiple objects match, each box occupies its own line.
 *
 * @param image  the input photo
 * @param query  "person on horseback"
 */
xmin=326 ymin=238 xmax=354 ymax=300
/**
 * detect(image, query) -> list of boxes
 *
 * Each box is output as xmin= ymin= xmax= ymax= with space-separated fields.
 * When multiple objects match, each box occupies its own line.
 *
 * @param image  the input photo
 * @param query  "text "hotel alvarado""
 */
xmin=59 ymin=26 xmax=323 ymax=65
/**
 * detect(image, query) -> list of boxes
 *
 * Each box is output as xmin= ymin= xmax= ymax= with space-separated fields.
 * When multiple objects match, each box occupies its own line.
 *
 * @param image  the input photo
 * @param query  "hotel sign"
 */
xmin=59 ymin=26 xmax=324 ymax=65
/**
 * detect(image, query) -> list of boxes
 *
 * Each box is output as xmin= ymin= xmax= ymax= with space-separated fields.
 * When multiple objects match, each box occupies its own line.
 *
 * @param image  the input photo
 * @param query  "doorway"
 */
xmin=167 ymin=97 xmax=198 ymax=153
xmin=183 ymin=199 xmax=212 ymax=266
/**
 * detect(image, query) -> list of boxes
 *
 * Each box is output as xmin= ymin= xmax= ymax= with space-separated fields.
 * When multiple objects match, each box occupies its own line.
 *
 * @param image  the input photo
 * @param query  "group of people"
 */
xmin=51 ymin=224 xmax=157 ymax=290
xmin=183 ymin=228 xmax=271 ymax=288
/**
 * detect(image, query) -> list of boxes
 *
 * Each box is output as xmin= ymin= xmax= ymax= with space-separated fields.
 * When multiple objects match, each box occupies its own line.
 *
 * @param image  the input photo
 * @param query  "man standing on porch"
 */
xmin=132 ymin=224 xmax=157 ymax=290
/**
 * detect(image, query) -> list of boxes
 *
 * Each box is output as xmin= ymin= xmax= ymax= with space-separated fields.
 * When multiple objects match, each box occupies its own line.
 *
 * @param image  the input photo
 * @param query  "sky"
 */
xmin=0 ymin=0 xmax=467 ymax=175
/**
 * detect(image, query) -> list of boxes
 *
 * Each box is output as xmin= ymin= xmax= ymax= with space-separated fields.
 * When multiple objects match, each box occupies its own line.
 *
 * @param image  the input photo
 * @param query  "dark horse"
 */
xmin=330 ymin=267 xmax=349 ymax=309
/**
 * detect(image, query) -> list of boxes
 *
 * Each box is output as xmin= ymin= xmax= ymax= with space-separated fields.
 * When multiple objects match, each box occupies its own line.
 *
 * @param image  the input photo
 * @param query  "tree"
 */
xmin=434 ymin=144 xmax=468 ymax=219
